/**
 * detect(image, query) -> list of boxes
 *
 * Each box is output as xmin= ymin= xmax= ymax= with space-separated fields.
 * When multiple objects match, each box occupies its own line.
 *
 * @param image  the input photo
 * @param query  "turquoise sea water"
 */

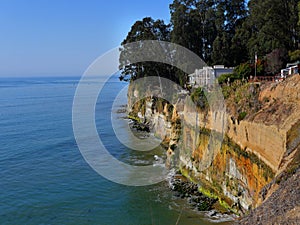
xmin=0 ymin=76 xmax=233 ymax=225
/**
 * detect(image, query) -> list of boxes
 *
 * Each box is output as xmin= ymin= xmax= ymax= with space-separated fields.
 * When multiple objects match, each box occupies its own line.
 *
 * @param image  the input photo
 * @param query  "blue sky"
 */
xmin=0 ymin=0 xmax=172 ymax=77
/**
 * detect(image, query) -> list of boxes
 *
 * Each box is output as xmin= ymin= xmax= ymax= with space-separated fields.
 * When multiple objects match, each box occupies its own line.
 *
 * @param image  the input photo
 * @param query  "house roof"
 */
xmin=287 ymin=61 xmax=300 ymax=67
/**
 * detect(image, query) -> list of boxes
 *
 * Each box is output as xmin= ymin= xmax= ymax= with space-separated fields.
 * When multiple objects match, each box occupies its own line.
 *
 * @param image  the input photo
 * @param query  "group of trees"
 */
xmin=170 ymin=0 xmax=248 ymax=66
xmin=119 ymin=18 xmax=174 ymax=82
xmin=119 ymin=0 xmax=300 ymax=85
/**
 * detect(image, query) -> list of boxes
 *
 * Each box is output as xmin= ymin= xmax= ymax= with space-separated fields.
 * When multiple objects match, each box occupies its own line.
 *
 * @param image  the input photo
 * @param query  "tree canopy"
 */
xmin=119 ymin=0 xmax=300 ymax=84
xmin=119 ymin=17 xmax=173 ymax=82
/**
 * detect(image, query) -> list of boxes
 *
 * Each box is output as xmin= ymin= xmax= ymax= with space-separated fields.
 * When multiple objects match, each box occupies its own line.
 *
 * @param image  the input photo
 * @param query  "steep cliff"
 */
xmin=127 ymin=75 xmax=300 ymax=216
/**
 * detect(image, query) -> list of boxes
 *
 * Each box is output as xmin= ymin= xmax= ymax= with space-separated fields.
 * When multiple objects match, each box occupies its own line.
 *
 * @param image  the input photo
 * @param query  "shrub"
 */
xmin=289 ymin=49 xmax=300 ymax=62
xmin=238 ymin=111 xmax=247 ymax=121
xmin=191 ymin=87 xmax=208 ymax=110
xmin=218 ymin=73 xmax=237 ymax=85
xmin=234 ymin=63 xmax=252 ymax=80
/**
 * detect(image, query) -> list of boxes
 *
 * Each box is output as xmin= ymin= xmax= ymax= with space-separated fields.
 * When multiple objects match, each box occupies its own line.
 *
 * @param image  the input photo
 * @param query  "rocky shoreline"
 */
xmin=170 ymin=174 xmax=218 ymax=211
xmin=169 ymin=172 xmax=237 ymax=223
xmin=125 ymin=112 xmax=237 ymax=222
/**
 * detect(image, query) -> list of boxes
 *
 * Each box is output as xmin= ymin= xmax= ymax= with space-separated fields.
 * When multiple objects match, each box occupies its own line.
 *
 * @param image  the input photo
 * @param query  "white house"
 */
xmin=213 ymin=65 xmax=234 ymax=78
xmin=188 ymin=66 xmax=214 ymax=87
xmin=281 ymin=62 xmax=299 ymax=78
xmin=188 ymin=65 xmax=234 ymax=87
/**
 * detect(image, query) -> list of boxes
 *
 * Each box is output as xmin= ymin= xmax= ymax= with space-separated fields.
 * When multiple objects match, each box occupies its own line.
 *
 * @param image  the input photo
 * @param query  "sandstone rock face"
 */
xmin=127 ymin=75 xmax=300 ymax=213
xmin=227 ymin=120 xmax=286 ymax=172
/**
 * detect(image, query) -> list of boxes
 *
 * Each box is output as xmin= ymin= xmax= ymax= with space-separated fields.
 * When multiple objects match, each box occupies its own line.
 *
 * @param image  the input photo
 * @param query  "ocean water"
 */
xmin=0 ymin=76 xmax=233 ymax=225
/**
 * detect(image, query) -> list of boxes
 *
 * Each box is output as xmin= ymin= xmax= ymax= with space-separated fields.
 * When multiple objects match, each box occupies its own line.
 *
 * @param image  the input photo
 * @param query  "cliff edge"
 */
xmin=127 ymin=75 xmax=300 ymax=220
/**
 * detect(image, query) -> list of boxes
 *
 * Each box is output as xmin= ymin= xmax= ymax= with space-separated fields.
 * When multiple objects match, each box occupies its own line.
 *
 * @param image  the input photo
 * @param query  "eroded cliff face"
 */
xmin=127 ymin=75 xmax=300 ymax=214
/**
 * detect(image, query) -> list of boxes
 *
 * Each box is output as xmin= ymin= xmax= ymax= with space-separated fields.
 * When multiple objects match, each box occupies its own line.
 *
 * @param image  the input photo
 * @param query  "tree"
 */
xmin=298 ymin=1 xmax=300 ymax=27
xmin=231 ymin=20 xmax=251 ymax=65
xmin=195 ymin=0 xmax=219 ymax=64
xmin=227 ymin=0 xmax=248 ymax=30
xmin=119 ymin=17 xmax=172 ymax=81
xmin=212 ymin=33 xmax=232 ymax=66
xmin=169 ymin=0 xmax=205 ymax=86
xmin=247 ymin=0 xmax=299 ymax=58
xmin=170 ymin=0 xmax=249 ymax=67
xmin=211 ymin=0 xmax=248 ymax=66
xmin=265 ymin=48 xmax=288 ymax=75
xmin=289 ymin=49 xmax=300 ymax=61
xmin=170 ymin=0 xmax=203 ymax=58
xmin=234 ymin=63 xmax=252 ymax=79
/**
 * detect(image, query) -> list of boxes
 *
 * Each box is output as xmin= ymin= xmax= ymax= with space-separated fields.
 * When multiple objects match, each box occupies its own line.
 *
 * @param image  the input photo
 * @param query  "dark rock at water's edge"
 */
xmin=127 ymin=112 xmax=151 ymax=133
xmin=115 ymin=104 xmax=128 ymax=118
xmin=116 ymin=108 xmax=127 ymax=114
xmin=170 ymin=173 xmax=221 ymax=212
xmin=115 ymin=105 xmax=127 ymax=113
xmin=169 ymin=172 xmax=238 ymax=223
xmin=130 ymin=120 xmax=150 ymax=132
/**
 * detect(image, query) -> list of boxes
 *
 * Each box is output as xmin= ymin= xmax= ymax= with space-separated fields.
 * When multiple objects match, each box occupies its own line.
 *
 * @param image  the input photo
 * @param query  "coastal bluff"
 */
xmin=127 ymin=75 xmax=300 ymax=221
